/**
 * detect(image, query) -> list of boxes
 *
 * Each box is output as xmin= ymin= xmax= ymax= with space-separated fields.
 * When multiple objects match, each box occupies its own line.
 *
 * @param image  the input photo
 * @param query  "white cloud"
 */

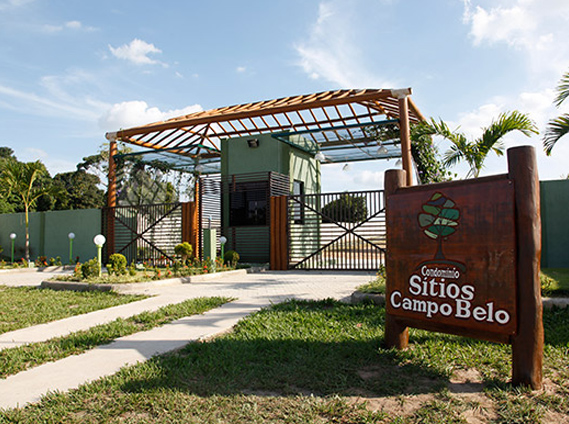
xmin=109 ymin=39 xmax=165 ymax=66
xmin=463 ymin=0 xmax=569 ymax=78
xmin=294 ymin=1 xmax=392 ymax=88
xmin=0 ymin=0 xmax=34 ymax=10
xmin=236 ymin=66 xmax=246 ymax=73
xmin=99 ymin=100 xmax=203 ymax=131
xmin=43 ymin=20 xmax=97 ymax=33
xmin=0 ymin=83 xmax=101 ymax=121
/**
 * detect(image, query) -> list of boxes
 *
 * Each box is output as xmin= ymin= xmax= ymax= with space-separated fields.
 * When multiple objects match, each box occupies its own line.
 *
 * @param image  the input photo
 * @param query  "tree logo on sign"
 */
xmin=418 ymin=192 xmax=460 ymax=260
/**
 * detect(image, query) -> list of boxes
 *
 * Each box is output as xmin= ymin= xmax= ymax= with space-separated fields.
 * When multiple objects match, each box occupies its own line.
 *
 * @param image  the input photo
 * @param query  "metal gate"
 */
xmin=103 ymin=203 xmax=183 ymax=264
xmin=288 ymin=190 xmax=386 ymax=270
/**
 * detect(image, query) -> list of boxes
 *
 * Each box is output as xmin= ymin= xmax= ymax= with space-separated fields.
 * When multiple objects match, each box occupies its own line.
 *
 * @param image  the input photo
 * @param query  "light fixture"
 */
xmin=195 ymin=164 xmax=204 ymax=173
xmin=342 ymin=163 xmax=350 ymax=171
xmin=68 ymin=232 xmax=75 ymax=264
xmin=377 ymin=146 xmax=389 ymax=155
xmin=247 ymin=138 xmax=260 ymax=148
xmin=93 ymin=234 xmax=106 ymax=277
xmin=9 ymin=233 xmax=16 ymax=263
xmin=219 ymin=235 xmax=227 ymax=260
xmin=314 ymin=151 xmax=326 ymax=162
xmin=396 ymin=159 xmax=402 ymax=166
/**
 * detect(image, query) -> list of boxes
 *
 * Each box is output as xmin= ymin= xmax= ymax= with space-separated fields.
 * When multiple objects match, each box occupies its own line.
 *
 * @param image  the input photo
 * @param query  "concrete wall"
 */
xmin=0 ymin=209 xmax=102 ymax=263
xmin=540 ymin=179 xmax=569 ymax=268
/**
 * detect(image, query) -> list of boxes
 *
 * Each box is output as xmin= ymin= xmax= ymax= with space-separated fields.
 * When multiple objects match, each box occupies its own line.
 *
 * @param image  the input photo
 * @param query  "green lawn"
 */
xmin=0 ymin=286 xmax=146 ymax=334
xmin=0 ymin=297 xmax=231 ymax=378
xmin=2 ymin=299 xmax=568 ymax=423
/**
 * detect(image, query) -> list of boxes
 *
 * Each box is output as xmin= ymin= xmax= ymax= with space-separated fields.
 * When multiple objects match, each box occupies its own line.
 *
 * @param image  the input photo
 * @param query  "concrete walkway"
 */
xmin=0 ymin=269 xmax=374 ymax=409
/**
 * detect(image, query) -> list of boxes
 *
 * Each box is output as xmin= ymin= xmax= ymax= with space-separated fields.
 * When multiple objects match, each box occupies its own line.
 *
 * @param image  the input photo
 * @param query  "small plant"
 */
xmin=35 ymin=256 xmax=48 ymax=267
xmin=174 ymin=242 xmax=193 ymax=264
xmin=81 ymin=258 xmax=100 ymax=280
xmin=223 ymin=250 xmax=240 ymax=267
xmin=73 ymin=262 xmax=82 ymax=279
xmin=153 ymin=267 xmax=161 ymax=280
xmin=128 ymin=261 xmax=136 ymax=276
xmin=107 ymin=253 xmax=127 ymax=276
xmin=55 ymin=256 xmax=62 ymax=266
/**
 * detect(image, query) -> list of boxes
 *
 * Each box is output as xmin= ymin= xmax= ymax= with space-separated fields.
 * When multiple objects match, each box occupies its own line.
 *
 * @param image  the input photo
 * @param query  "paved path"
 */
xmin=0 ymin=269 xmax=374 ymax=409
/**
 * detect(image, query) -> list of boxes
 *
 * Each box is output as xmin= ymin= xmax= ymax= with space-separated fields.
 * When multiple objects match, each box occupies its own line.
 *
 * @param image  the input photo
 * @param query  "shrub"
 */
xmin=321 ymin=194 xmax=367 ymax=223
xmin=129 ymin=261 xmax=136 ymax=276
xmin=108 ymin=253 xmax=127 ymax=276
xmin=81 ymin=258 xmax=100 ymax=279
xmin=174 ymin=242 xmax=193 ymax=263
xmin=223 ymin=250 xmax=240 ymax=266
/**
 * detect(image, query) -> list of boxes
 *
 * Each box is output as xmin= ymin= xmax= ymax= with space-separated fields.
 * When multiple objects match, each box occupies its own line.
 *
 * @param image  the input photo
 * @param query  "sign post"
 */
xmin=384 ymin=146 xmax=543 ymax=389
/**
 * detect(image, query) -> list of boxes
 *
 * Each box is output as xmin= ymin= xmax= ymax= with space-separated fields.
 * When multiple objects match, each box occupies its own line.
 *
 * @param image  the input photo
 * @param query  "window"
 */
xmin=229 ymin=181 xmax=268 ymax=226
xmin=292 ymin=180 xmax=305 ymax=224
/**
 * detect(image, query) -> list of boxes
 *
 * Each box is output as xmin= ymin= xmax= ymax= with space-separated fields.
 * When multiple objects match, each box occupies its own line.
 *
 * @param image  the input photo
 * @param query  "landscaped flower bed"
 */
xmin=51 ymin=251 xmax=241 ymax=285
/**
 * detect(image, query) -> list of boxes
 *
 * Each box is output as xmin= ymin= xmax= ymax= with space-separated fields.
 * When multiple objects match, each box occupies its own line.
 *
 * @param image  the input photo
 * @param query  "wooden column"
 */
xmin=193 ymin=177 xmax=201 ymax=259
xmin=270 ymin=196 xmax=288 ymax=270
xmin=106 ymin=141 xmax=117 ymax=256
xmin=107 ymin=141 xmax=118 ymax=208
xmin=397 ymin=95 xmax=413 ymax=187
xmin=508 ymin=146 xmax=543 ymax=389
xmin=384 ymin=169 xmax=409 ymax=349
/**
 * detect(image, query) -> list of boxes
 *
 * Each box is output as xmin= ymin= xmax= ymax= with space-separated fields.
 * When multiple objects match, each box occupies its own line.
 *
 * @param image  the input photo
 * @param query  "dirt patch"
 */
xmin=350 ymin=367 xmax=498 ymax=423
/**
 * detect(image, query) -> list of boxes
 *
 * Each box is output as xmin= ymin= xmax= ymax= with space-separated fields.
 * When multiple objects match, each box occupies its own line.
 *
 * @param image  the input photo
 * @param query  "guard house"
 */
xmin=104 ymin=88 xmax=425 ymax=268
xmin=220 ymin=133 xmax=319 ymax=262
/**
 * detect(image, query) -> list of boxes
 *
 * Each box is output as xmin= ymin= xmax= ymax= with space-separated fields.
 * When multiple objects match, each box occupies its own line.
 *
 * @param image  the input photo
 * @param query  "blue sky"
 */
xmin=1 ymin=0 xmax=568 ymax=192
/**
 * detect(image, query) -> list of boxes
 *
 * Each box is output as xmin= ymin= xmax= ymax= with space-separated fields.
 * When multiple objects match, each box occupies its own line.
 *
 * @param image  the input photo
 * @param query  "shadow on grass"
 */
xmin=112 ymin=300 xmax=449 ymax=400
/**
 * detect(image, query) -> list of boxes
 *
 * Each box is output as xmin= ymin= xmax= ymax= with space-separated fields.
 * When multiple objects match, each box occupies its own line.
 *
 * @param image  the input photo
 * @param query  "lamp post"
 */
xmin=68 ymin=232 xmax=75 ymax=264
xmin=9 ymin=233 xmax=16 ymax=263
xmin=219 ymin=236 xmax=227 ymax=262
xmin=93 ymin=234 xmax=106 ymax=277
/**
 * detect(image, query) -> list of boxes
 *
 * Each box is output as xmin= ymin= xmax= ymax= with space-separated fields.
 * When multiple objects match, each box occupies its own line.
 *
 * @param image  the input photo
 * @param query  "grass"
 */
xmin=1 ymin=299 xmax=568 ymax=423
xmin=0 ymin=286 xmax=146 ymax=334
xmin=541 ymin=268 xmax=569 ymax=297
xmin=0 ymin=296 xmax=231 ymax=379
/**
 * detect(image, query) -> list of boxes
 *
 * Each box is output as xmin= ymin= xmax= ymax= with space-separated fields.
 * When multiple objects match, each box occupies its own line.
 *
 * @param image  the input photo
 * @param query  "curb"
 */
xmin=41 ymin=268 xmax=249 ymax=292
xmin=0 ymin=265 xmax=75 ymax=274
xmin=350 ymin=291 xmax=569 ymax=309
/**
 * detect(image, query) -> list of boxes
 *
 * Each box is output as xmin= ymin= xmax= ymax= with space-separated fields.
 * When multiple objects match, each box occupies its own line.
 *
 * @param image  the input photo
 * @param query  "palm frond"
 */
xmin=543 ymin=114 xmax=569 ymax=155
xmin=554 ymin=71 xmax=569 ymax=108
xmin=478 ymin=110 xmax=537 ymax=155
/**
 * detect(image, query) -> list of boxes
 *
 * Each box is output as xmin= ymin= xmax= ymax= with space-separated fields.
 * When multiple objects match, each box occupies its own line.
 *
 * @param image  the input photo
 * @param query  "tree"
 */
xmin=0 ymin=160 xmax=57 ymax=261
xmin=417 ymin=111 xmax=538 ymax=178
xmin=321 ymin=194 xmax=367 ymax=223
xmin=410 ymin=123 xmax=454 ymax=183
xmin=543 ymin=69 xmax=569 ymax=155
xmin=52 ymin=170 xmax=105 ymax=210
xmin=418 ymin=192 xmax=460 ymax=260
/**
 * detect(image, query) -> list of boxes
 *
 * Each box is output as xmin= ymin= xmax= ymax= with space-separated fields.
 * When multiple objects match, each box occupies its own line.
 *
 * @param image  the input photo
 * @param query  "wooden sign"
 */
xmin=384 ymin=146 xmax=543 ymax=390
xmin=386 ymin=176 xmax=517 ymax=340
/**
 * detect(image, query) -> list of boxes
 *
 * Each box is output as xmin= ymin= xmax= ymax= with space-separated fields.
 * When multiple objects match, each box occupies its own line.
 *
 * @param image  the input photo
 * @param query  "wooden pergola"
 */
xmin=105 ymin=88 xmax=426 ymax=208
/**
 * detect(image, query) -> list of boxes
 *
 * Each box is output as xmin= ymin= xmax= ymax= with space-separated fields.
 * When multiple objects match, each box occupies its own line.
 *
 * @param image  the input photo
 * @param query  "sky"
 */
xmin=0 ymin=0 xmax=568 ymax=193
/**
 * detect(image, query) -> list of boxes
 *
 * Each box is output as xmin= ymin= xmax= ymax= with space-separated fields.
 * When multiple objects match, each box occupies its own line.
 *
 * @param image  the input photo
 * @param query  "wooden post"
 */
xmin=508 ymin=146 xmax=543 ymax=389
xmin=397 ymin=95 xmax=413 ymax=187
xmin=193 ymin=177 xmax=201 ymax=259
xmin=270 ymin=196 xmax=288 ymax=270
xmin=106 ymin=141 xmax=117 ymax=256
xmin=384 ymin=169 xmax=409 ymax=349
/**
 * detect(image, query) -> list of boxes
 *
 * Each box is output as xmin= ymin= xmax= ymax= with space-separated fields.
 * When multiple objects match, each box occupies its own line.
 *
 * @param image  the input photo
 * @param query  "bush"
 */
xmin=223 ymin=250 xmax=240 ymax=266
xmin=129 ymin=261 xmax=137 ymax=276
xmin=81 ymin=258 xmax=100 ymax=279
xmin=321 ymin=194 xmax=368 ymax=223
xmin=174 ymin=242 xmax=193 ymax=263
xmin=107 ymin=253 xmax=127 ymax=276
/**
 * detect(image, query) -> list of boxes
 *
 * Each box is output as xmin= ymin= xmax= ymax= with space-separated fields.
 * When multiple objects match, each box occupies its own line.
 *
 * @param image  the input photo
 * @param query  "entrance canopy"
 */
xmin=106 ymin=88 xmax=425 ymax=174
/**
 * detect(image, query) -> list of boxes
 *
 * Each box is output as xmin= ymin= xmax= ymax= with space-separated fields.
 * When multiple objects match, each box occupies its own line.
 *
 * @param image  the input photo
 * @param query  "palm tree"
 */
xmin=543 ymin=70 xmax=569 ymax=155
xmin=416 ymin=111 xmax=538 ymax=178
xmin=0 ymin=160 xmax=56 ymax=262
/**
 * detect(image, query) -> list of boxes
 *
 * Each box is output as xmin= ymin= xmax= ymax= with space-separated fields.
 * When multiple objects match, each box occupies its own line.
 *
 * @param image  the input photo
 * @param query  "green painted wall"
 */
xmin=220 ymin=134 xmax=320 ymax=263
xmin=0 ymin=209 xmax=102 ymax=264
xmin=540 ymin=179 xmax=569 ymax=268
